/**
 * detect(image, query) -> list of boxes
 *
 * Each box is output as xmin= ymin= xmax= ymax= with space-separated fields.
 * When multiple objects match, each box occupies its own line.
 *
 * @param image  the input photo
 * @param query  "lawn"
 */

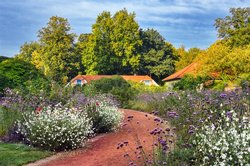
xmin=0 ymin=142 xmax=52 ymax=166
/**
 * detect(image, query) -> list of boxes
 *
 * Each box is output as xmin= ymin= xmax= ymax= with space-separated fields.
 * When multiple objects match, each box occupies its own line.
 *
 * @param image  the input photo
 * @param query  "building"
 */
xmin=70 ymin=75 xmax=158 ymax=86
xmin=162 ymin=62 xmax=199 ymax=88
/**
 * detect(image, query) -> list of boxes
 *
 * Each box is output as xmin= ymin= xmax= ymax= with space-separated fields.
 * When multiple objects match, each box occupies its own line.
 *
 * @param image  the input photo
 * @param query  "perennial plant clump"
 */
xmin=193 ymin=110 xmax=250 ymax=166
xmin=17 ymin=104 xmax=93 ymax=151
xmin=86 ymin=101 xmax=124 ymax=133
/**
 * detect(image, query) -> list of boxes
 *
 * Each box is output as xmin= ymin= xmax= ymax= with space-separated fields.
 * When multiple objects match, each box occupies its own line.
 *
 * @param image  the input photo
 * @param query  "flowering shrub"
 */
xmin=86 ymin=101 xmax=123 ymax=133
xmin=129 ymin=88 xmax=250 ymax=164
xmin=17 ymin=104 xmax=93 ymax=151
xmin=193 ymin=110 xmax=250 ymax=165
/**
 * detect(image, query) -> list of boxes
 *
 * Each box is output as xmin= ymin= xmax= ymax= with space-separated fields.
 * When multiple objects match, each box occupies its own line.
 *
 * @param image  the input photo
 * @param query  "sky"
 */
xmin=0 ymin=0 xmax=249 ymax=57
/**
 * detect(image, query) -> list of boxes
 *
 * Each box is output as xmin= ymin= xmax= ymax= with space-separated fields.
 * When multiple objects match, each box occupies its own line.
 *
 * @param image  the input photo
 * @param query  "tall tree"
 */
xmin=215 ymin=7 xmax=250 ymax=47
xmin=111 ymin=9 xmax=142 ymax=72
xmin=34 ymin=16 xmax=77 ymax=82
xmin=15 ymin=41 xmax=40 ymax=63
xmin=81 ymin=9 xmax=142 ymax=74
xmin=198 ymin=41 xmax=250 ymax=79
xmin=139 ymin=29 xmax=177 ymax=82
xmin=175 ymin=47 xmax=202 ymax=71
xmin=83 ymin=11 xmax=115 ymax=74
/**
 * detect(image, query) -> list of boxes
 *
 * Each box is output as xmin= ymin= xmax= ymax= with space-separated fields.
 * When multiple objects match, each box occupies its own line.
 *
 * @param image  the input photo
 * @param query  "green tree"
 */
xmin=111 ymin=9 xmax=142 ymax=73
xmin=81 ymin=9 xmax=142 ymax=74
xmin=0 ymin=56 xmax=9 ymax=63
xmin=0 ymin=59 xmax=48 ymax=91
xmin=15 ymin=42 xmax=40 ymax=63
xmin=34 ymin=16 xmax=77 ymax=83
xmin=139 ymin=29 xmax=177 ymax=82
xmin=175 ymin=47 xmax=202 ymax=70
xmin=198 ymin=41 xmax=250 ymax=80
xmin=82 ymin=11 xmax=115 ymax=74
xmin=215 ymin=7 xmax=250 ymax=47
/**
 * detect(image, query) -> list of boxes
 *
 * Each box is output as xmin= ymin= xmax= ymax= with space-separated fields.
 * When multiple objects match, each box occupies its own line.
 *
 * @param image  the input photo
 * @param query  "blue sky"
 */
xmin=0 ymin=0 xmax=249 ymax=57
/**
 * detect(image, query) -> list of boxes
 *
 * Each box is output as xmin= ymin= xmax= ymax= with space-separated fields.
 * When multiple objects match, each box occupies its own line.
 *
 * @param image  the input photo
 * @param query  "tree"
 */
xmin=139 ymin=29 xmax=177 ymax=82
xmin=215 ymin=7 xmax=250 ymax=47
xmin=198 ymin=41 xmax=250 ymax=80
xmin=0 ymin=59 xmax=48 ymax=91
xmin=82 ymin=11 xmax=115 ymax=74
xmin=34 ymin=16 xmax=77 ymax=82
xmin=0 ymin=56 xmax=9 ymax=63
xmin=111 ymin=9 xmax=142 ymax=73
xmin=15 ymin=42 xmax=40 ymax=63
xmin=175 ymin=47 xmax=202 ymax=71
xmin=81 ymin=9 xmax=142 ymax=74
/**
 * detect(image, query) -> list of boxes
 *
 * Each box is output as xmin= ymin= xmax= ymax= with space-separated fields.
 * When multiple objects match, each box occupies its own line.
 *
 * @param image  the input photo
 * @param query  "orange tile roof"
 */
xmin=121 ymin=75 xmax=154 ymax=83
xmin=71 ymin=75 xmax=155 ymax=84
xmin=71 ymin=75 xmax=113 ymax=83
xmin=162 ymin=62 xmax=199 ymax=81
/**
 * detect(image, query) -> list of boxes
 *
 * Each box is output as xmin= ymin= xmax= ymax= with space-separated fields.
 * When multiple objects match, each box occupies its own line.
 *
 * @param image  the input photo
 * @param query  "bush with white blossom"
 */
xmin=86 ymin=101 xmax=124 ymax=133
xmin=17 ymin=104 xmax=93 ymax=151
xmin=193 ymin=110 xmax=250 ymax=165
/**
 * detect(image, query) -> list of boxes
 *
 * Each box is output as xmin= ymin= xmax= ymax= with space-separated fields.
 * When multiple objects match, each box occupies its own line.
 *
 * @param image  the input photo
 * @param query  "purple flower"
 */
xmin=154 ymin=118 xmax=161 ymax=122
xmin=168 ymin=111 xmax=179 ymax=118
xmin=220 ymin=93 xmax=227 ymax=98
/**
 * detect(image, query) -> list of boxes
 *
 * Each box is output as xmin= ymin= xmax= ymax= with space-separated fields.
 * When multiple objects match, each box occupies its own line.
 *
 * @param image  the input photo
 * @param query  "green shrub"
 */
xmin=193 ymin=110 xmax=250 ymax=165
xmin=17 ymin=104 xmax=93 ymax=151
xmin=84 ymin=76 xmax=136 ymax=107
xmin=173 ymin=75 xmax=209 ymax=90
xmin=212 ymin=80 xmax=227 ymax=90
xmin=86 ymin=101 xmax=123 ymax=133
xmin=0 ymin=59 xmax=49 ymax=92
xmin=129 ymin=81 xmax=166 ymax=94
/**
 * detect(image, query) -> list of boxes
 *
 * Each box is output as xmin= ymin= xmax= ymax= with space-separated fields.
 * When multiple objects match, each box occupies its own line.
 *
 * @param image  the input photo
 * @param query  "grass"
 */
xmin=0 ymin=142 xmax=52 ymax=166
xmin=0 ymin=107 xmax=21 ymax=136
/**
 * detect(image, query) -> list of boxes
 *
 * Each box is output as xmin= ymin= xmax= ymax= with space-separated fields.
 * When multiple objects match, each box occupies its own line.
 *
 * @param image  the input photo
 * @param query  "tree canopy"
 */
xmin=139 ymin=29 xmax=177 ymax=82
xmin=81 ymin=9 xmax=142 ymax=75
xmin=175 ymin=47 xmax=202 ymax=71
xmin=32 ymin=16 xmax=77 ymax=83
xmin=215 ymin=7 xmax=250 ymax=47
xmin=0 ymin=59 xmax=48 ymax=91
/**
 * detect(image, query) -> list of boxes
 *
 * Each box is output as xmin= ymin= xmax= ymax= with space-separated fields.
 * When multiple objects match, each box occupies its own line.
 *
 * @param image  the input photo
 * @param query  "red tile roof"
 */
xmin=162 ymin=62 xmax=199 ymax=81
xmin=71 ymin=75 xmax=113 ymax=83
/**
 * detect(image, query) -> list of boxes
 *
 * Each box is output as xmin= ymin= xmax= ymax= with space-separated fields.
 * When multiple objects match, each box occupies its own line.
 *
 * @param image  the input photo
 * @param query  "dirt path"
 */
xmin=27 ymin=109 xmax=168 ymax=166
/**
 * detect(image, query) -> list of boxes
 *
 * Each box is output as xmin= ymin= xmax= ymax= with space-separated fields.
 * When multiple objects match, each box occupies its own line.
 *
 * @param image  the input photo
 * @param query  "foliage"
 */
xmin=173 ymin=75 xmax=210 ymax=90
xmin=15 ymin=41 xmax=40 ymax=63
xmin=129 ymin=89 xmax=250 ymax=164
xmin=0 ymin=59 xmax=48 ymax=92
xmin=215 ymin=7 xmax=250 ymax=47
xmin=0 ymin=107 xmax=21 ymax=136
xmin=17 ymin=104 xmax=93 ymax=151
xmin=81 ymin=9 xmax=142 ymax=74
xmin=84 ymin=76 xmax=136 ymax=107
xmin=139 ymin=29 xmax=177 ymax=82
xmin=32 ymin=16 xmax=78 ymax=82
xmin=86 ymin=101 xmax=123 ymax=133
xmin=198 ymin=41 xmax=250 ymax=81
xmin=0 ymin=56 xmax=9 ymax=63
xmin=129 ymin=81 xmax=166 ymax=94
xmin=193 ymin=110 xmax=250 ymax=165
xmin=0 ymin=143 xmax=52 ymax=166
xmin=175 ymin=47 xmax=202 ymax=71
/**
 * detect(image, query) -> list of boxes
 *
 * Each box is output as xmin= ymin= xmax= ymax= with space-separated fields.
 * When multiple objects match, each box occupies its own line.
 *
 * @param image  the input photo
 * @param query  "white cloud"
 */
xmin=0 ymin=0 xmax=249 ymax=56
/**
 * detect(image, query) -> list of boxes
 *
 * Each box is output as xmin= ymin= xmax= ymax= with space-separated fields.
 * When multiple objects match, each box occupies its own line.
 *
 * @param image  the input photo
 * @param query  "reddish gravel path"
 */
xmin=27 ymin=109 xmax=168 ymax=166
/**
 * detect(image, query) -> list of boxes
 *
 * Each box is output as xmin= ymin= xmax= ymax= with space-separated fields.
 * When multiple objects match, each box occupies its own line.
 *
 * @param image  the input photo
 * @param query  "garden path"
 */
xmin=27 ymin=109 xmax=168 ymax=166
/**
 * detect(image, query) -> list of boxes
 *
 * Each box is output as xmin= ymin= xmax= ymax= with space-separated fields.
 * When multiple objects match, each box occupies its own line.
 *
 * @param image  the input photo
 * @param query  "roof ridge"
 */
xmin=174 ymin=62 xmax=196 ymax=78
